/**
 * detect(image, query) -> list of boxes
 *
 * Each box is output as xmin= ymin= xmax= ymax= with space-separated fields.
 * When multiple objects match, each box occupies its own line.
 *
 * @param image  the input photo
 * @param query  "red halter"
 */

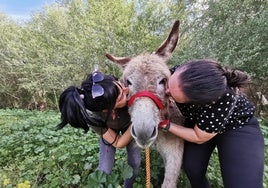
xmin=128 ymin=90 xmax=164 ymax=110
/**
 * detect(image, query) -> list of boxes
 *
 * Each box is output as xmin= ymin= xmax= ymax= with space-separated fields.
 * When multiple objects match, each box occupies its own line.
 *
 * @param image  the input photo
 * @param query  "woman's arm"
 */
xmin=102 ymin=125 xmax=133 ymax=148
xmin=161 ymin=122 xmax=217 ymax=144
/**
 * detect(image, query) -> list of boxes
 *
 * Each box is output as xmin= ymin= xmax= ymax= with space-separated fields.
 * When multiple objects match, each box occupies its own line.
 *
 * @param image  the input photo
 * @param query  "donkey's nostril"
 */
xmin=131 ymin=127 xmax=137 ymax=137
xmin=151 ymin=127 xmax=157 ymax=138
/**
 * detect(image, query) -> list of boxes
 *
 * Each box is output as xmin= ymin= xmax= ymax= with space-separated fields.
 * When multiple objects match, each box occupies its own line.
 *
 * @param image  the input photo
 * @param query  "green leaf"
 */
xmin=122 ymin=164 xmax=133 ymax=180
xmin=72 ymin=174 xmax=81 ymax=184
xmin=88 ymin=171 xmax=107 ymax=184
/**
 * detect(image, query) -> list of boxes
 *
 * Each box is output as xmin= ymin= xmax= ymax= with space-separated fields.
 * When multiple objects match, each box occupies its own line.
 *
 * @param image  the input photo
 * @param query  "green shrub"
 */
xmin=0 ymin=109 xmax=267 ymax=187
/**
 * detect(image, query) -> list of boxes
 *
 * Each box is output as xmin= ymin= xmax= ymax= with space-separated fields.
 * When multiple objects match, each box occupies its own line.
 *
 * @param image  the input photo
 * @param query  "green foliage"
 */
xmin=0 ymin=109 xmax=165 ymax=187
xmin=0 ymin=0 xmax=188 ymax=109
xmin=261 ymin=121 xmax=268 ymax=188
xmin=262 ymin=119 xmax=268 ymax=188
xmin=179 ymin=0 xmax=268 ymax=77
xmin=0 ymin=109 xmax=99 ymax=187
xmin=1 ymin=109 xmax=267 ymax=187
xmin=0 ymin=0 xmax=267 ymax=112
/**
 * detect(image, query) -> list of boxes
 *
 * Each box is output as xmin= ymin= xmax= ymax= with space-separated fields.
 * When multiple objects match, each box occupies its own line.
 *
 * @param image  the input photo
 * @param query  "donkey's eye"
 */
xmin=126 ymin=79 xmax=132 ymax=86
xmin=159 ymin=78 xmax=167 ymax=85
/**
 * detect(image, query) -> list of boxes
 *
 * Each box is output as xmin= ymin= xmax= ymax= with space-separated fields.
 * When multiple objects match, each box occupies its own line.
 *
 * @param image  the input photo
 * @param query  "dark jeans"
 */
xmin=98 ymin=138 xmax=141 ymax=188
xmin=183 ymin=117 xmax=264 ymax=188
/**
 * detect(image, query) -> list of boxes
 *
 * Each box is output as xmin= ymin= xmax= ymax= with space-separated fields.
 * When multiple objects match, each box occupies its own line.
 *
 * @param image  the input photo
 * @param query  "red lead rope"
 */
xmin=127 ymin=91 xmax=164 ymax=109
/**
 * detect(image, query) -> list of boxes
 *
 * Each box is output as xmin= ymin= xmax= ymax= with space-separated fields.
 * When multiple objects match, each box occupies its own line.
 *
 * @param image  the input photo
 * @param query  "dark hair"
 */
xmin=56 ymin=72 xmax=120 ymax=133
xmin=175 ymin=59 xmax=249 ymax=104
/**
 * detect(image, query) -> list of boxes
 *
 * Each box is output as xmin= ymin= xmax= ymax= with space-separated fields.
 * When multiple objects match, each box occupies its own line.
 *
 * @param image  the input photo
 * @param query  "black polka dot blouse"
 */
xmin=176 ymin=92 xmax=256 ymax=134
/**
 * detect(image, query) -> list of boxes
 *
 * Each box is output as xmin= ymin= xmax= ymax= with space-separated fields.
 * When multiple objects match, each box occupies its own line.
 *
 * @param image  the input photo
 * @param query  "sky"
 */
xmin=0 ymin=0 xmax=55 ymax=21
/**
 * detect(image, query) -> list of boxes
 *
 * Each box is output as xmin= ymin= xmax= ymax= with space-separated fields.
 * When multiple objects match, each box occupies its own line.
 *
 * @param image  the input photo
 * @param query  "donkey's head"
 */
xmin=106 ymin=20 xmax=180 ymax=148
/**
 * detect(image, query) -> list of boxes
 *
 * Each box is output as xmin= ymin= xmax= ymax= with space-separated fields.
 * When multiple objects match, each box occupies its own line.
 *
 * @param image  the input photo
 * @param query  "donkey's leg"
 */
xmin=154 ymin=131 xmax=184 ymax=188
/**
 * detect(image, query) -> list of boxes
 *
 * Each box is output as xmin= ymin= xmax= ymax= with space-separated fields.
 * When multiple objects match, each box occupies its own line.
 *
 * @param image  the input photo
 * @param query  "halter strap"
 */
xmin=128 ymin=91 xmax=164 ymax=110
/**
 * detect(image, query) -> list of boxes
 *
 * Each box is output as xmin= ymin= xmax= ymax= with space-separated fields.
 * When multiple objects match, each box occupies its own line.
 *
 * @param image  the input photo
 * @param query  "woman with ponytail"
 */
xmin=57 ymin=72 xmax=141 ymax=188
xmin=161 ymin=59 xmax=264 ymax=188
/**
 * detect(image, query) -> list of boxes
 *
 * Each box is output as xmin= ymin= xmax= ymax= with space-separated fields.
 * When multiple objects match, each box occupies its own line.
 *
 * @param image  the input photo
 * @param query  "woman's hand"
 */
xmin=102 ymin=126 xmax=133 ymax=148
xmin=160 ymin=121 xmax=217 ymax=144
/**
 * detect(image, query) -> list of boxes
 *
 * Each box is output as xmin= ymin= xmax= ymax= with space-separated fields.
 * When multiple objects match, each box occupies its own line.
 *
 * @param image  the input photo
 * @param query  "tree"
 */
xmin=180 ymin=0 xmax=267 ymax=77
xmin=172 ymin=0 xmax=268 ymax=116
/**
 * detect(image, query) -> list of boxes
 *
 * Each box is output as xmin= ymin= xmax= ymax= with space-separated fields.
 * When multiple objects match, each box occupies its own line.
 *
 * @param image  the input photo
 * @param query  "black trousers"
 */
xmin=183 ymin=117 xmax=264 ymax=188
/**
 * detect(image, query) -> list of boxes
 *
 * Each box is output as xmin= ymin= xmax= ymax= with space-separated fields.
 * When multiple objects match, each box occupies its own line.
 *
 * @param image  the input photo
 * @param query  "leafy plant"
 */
xmin=1 ymin=109 xmax=267 ymax=187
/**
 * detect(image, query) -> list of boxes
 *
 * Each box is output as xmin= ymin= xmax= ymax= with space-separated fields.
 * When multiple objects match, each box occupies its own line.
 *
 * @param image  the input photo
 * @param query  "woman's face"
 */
xmin=166 ymin=71 xmax=189 ymax=103
xmin=114 ymin=81 xmax=129 ymax=108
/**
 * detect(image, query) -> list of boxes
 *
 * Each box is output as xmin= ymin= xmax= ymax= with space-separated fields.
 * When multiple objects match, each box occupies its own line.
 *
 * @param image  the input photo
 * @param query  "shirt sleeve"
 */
xmin=86 ymin=110 xmax=108 ymax=135
xmin=195 ymin=93 xmax=236 ymax=133
xmin=90 ymin=126 xmax=108 ymax=135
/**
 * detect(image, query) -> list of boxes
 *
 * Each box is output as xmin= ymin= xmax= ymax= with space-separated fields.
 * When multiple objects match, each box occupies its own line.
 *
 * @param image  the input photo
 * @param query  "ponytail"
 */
xmin=56 ymin=86 xmax=106 ymax=133
xmin=56 ymin=86 xmax=90 ymax=132
xmin=223 ymin=68 xmax=250 ymax=88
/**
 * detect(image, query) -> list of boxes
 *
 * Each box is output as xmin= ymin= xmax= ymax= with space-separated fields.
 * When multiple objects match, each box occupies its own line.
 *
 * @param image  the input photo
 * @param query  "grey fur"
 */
xmin=106 ymin=20 xmax=184 ymax=188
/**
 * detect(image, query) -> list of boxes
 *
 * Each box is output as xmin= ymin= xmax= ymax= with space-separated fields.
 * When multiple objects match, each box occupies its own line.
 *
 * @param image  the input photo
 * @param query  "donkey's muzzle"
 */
xmin=131 ymin=126 xmax=158 ymax=148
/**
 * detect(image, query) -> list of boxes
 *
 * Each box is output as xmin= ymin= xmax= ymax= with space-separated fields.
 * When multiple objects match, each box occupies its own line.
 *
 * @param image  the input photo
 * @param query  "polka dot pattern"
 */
xmin=177 ymin=92 xmax=256 ymax=134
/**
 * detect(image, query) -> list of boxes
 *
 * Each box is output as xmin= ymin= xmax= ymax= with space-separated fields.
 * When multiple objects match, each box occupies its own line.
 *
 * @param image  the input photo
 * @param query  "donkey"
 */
xmin=106 ymin=20 xmax=184 ymax=188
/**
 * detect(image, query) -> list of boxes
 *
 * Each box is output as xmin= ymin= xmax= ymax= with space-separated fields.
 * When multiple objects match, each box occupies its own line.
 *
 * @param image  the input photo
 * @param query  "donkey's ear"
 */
xmin=105 ymin=53 xmax=131 ymax=67
xmin=154 ymin=20 xmax=180 ymax=58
